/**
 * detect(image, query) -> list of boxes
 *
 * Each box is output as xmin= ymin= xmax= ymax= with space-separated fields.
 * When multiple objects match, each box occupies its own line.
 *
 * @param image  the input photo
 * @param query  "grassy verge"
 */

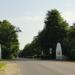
xmin=0 ymin=63 xmax=6 ymax=71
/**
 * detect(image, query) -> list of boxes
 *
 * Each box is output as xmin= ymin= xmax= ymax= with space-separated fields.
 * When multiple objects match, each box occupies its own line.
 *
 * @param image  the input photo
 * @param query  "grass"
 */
xmin=0 ymin=63 xmax=6 ymax=71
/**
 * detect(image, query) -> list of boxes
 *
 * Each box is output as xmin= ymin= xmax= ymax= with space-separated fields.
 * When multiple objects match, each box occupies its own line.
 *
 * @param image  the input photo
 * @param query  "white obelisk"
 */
xmin=56 ymin=42 xmax=62 ymax=60
xmin=0 ymin=44 xmax=1 ymax=59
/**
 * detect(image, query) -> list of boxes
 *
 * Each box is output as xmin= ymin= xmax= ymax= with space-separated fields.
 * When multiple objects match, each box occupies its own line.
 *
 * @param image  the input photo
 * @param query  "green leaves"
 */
xmin=20 ymin=9 xmax=75 ymax=60
xmin=37 ymin=9 xmax=69 ymax=57
xmin=21 ymin=9 xmax=69 ymax=59
xmin=0 ymin=20 xmax=19 ymax=59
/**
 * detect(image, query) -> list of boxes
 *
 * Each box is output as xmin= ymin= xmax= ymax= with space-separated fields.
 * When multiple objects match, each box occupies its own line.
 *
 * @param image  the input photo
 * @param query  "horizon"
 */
xmin=0 ymin=0 xmax=75 ymax=49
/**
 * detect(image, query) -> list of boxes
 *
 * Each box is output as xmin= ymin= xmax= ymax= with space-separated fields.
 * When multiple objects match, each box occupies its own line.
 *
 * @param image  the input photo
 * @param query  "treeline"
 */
xmin=0 ymin=20 xmax=20 ymax=59
xmin=19 ymin=9 xmax=75 ymax=60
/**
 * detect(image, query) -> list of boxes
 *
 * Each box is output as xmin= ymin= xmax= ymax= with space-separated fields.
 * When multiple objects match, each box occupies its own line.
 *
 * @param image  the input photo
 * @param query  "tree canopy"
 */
xmin=0 ymin=20 xmax=20 ymax=59
xmin=37 ymin=9 xmax=68 ymax=58
xmin=19 ymin=9 xmax=75 ymax=60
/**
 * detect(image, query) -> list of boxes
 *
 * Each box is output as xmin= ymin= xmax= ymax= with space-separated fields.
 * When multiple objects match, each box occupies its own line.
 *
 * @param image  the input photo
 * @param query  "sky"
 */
xmin=0 ymin=0 xmax=75 ymax=49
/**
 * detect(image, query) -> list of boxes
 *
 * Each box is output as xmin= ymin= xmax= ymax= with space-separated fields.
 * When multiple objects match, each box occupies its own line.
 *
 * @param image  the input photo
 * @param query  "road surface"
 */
xmin=0 ymin=60 xmax=75 ymax=75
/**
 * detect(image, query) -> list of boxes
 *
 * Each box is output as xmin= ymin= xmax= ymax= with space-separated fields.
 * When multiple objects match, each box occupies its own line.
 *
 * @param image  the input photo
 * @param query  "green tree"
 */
xmin=38 ymin=9 xmax=68 ymax=58
xmin=21 ymin=37 xmax=42 ymax=58
xmin=68 ymin=23 xmax=75 ymax=59
xmin=21 ymin=44 xmax=32 ymax=57
xmin=0 ymin=20 xmax=20 ymax=59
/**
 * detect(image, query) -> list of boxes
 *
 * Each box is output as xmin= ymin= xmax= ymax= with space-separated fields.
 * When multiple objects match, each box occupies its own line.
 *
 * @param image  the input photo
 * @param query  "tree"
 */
xmin=21 ymin=37 xmax=42 ymax=58
xmin=38 ymin=9 xmax=68 ymax=58
xmin=21 ymin=44 xmax=32 ymax=57
xmin=67 ymin=23 xmax=75 ymax=60
xmin=0 ymin=20 xmax=20 ymax=59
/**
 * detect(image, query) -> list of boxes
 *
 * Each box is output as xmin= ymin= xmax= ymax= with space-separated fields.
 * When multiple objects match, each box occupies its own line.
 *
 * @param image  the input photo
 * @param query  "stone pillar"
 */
xmin=56 ymin=42 xmax=62 ymax=60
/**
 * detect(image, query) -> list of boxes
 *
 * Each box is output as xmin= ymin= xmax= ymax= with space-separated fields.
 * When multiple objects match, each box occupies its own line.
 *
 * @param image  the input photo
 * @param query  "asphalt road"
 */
xmin=18 ymin=60 xmax=75 ymax=75
xmin=1 ymin=60 xmax=75 ymax=75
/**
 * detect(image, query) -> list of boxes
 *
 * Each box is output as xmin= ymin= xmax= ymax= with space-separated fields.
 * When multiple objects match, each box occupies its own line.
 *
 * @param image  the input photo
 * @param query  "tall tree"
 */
xmin=0 ymin=20 xmax=20 ymax=59
xmin=38 ymin=9 xmax=68 ymax=58
xmin=67 ymin=23 xmax=75 ymax=59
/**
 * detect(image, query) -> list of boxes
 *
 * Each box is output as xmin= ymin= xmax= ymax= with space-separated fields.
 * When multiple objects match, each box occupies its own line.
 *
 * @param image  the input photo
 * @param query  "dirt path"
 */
xmin=0 ymin=62 xmax=20 ymax=75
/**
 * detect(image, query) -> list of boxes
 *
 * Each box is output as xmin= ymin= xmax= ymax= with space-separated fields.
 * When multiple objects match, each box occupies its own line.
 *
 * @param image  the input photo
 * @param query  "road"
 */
xmin=18 ymin=60 xmax=75 ymax=75
xmin=0 ymin=60 xmax=75 ymax=75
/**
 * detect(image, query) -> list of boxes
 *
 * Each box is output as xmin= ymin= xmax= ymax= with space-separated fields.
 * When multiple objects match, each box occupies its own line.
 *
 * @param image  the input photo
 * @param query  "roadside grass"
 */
xmin=0 ymin=63 xmax=6 ymax=71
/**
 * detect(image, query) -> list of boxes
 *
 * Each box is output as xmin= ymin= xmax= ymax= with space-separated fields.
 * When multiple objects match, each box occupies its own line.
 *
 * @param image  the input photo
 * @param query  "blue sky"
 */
xmin=0 ymin=0 xmax=75 ymax=49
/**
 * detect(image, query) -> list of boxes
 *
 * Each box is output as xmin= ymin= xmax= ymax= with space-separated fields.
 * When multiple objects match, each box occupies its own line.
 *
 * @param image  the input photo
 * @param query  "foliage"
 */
xmin=21 ymin=9 xmax=75 ymax=60
xmin=0 ymin=20 xmax=20 ymax=59
xmin=37 ymin=9 xmax=68 ymax=58
xmin=20 ymin=37 xmax=42 ymax=58
xmin=67 ymin=24 xmax=75 ymax=59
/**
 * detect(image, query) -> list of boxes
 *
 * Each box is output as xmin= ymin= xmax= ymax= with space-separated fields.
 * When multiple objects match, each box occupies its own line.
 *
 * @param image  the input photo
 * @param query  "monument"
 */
xmin=56 ymin=42 xmax=62 ymax=60
xmin=0 ymin=44 xmax=1 ymax=59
